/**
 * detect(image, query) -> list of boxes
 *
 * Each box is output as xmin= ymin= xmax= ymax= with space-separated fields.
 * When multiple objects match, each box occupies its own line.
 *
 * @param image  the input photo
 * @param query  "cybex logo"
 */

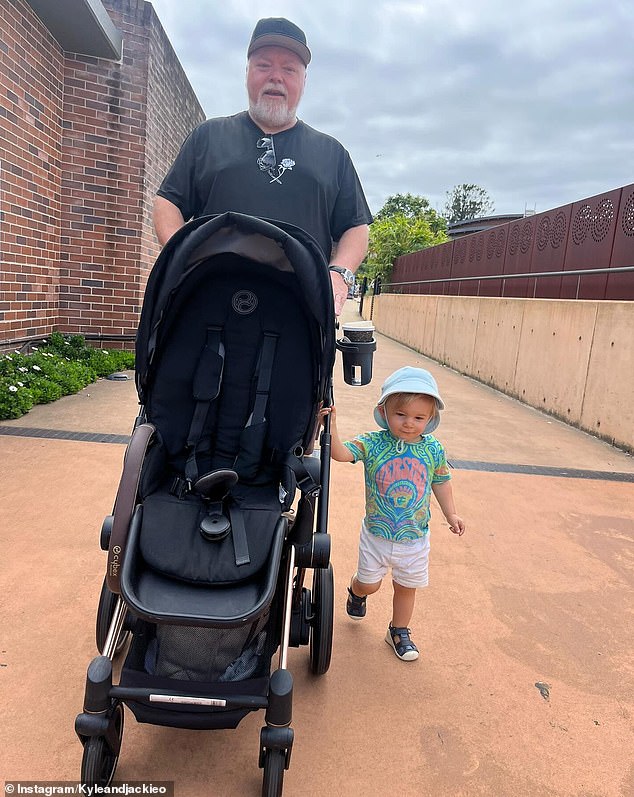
xmin=109 ymin=544 xmax=121 ymax=577
xmin=232 ymin=290 xmax=258 ymax=315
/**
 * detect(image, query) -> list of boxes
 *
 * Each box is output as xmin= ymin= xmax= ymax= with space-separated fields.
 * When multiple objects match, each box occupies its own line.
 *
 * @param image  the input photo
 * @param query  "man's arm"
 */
xmin=153 ymin=196 xmax=186 ymax=247
xmin=330 ymin=224 xmax=369 ymax=272
xmin=329 ymin=224 xmax=369 ymax=314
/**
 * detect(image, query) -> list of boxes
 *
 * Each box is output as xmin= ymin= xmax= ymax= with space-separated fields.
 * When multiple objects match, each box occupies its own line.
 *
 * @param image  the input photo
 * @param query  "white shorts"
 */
xmin=356 ymin=522 xmax=431 ymax=589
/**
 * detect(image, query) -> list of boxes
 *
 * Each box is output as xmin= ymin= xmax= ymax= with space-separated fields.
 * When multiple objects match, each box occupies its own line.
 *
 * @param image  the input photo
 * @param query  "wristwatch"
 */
xmin=329 ymin=265 xmax=355 ymax=286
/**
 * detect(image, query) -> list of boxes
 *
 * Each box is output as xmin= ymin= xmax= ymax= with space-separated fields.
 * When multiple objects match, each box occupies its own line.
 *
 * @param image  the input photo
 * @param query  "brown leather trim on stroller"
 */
xmin=107 ymin=422 xmax=156 ymax=594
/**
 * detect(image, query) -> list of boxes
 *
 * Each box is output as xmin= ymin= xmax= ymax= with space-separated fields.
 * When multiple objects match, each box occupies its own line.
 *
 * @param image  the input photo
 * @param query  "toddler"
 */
xmin=323 ymin=366 xmax=465 ymax=661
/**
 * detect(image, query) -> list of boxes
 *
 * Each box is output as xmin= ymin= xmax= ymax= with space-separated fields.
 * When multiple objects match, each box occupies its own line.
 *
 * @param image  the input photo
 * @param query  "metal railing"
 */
xmin=379 ymin=265 xmax=634 ymax=300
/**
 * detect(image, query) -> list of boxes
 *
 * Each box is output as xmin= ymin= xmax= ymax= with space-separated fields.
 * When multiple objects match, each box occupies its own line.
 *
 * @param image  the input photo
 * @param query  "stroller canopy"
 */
xmin=136 ymin=212 xmax=335 ymax=405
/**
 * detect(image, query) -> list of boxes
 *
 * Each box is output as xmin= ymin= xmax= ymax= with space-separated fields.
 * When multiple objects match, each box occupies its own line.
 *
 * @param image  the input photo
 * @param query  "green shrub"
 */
xmin=0 ymin=351 xmax=30 ymax=378
xmin=85 ymin=347 xmax=135 ymax=378
xmin=29 ymin=377 xmax=63 ymax=405
xmin=0 ymin=334 xmax=135 ymax=421
xmin=0 ymin=375 xmax=35 ymax=419
xmin=29 ymin=352 xmax=95 ymax=395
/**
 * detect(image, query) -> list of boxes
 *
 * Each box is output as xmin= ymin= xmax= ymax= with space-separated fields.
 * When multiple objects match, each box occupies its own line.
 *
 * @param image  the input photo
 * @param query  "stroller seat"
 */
xmin=120 ymin=499 xmax=288 ymax=625
xmin=109 ymin=215 xmax=328 ymax=619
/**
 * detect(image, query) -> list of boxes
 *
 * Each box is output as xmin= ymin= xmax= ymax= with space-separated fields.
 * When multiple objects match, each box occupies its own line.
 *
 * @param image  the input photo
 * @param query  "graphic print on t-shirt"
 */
xmin=256 ymin=135 xmax=296 ymax=184
xmin=344 ymin=430 xmax=451 ymax=542
xmin=370 ymin=455 xmax=430 ymax=541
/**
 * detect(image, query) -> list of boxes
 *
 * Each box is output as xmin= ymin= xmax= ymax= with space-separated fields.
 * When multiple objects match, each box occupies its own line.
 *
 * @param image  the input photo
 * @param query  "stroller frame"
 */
xmin=75 ymin=213 xmax=337 ymax=796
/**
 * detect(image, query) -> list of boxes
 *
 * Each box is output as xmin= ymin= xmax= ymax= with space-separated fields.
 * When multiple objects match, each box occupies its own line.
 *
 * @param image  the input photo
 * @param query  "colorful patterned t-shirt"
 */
xmin=344 ymin=430 xmax=451 ymax=542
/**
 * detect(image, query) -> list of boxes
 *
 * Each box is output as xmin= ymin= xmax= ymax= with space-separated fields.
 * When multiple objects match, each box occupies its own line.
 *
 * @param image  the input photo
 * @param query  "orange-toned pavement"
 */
xmin=2 ymin=301 xmax=633 ymax=796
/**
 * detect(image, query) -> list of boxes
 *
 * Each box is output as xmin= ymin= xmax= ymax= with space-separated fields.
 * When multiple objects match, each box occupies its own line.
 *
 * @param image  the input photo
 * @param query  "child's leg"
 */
xmin=391 ymin=581 xmax=416 ymax=628
xmin=390 ymin=535 xmax=430 ymax=624
xmin=352 ymin=523 xmax=389 ymax=596
xmin=347 ymin=575 xmax=381 ymax=619
xmin=347 ymin=525 xmax=388 ymax=618
xmin=385 ymin=582 xmax=419 ymax=660
xmin=350 ymin=574 xmax=381 ymax=597
xmin=384 ymin=537 xmax=429 ymax=660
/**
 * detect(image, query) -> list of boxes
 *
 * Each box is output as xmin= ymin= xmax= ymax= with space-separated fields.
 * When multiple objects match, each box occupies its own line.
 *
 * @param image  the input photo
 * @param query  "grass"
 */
xmin=0 ymin=332 xmax=134 ymax=421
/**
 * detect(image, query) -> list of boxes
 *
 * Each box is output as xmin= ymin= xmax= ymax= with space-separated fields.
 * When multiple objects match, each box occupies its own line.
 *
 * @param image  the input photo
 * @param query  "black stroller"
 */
xmin=75 ymin=213 xmax=340 ymax=796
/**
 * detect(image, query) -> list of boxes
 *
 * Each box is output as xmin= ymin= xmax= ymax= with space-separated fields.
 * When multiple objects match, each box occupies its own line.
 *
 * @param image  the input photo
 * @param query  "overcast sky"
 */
xmin=148 ymin=0 xmax=633 ymax=218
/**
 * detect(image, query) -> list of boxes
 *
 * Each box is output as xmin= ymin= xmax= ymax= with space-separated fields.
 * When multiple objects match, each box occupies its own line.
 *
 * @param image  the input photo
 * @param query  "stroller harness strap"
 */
xmin=183 ymin=329 xmax=279 ymax=487
xmin=185 ymin=326 xmax=225 ymax=485
xmin=270 ymin=448 xmax=320 ymax=497
xmin=228 ymin=504 xmax=250 ymax=567
xmin=251 ymin=332 xmax=278 ymax=425
xmin=232 ymin=332 xmax=278 ymax=481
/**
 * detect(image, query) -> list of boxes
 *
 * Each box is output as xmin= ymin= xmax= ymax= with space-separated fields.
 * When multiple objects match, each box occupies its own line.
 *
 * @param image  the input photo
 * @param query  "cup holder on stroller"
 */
xmin=194 ymin=469 xmax=238 ymax=541
xmin=336 ymin=322 xmax=376 ymax=386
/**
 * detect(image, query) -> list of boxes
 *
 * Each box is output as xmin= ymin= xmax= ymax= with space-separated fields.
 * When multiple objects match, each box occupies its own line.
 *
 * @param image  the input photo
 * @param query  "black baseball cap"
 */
xmin=247 ymin=18 xmax=311 ymax=66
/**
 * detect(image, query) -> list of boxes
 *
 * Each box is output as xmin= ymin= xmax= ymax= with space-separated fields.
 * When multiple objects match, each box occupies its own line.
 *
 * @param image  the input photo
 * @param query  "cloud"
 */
xmin=148 ymin=0 xmax=634 ymax=215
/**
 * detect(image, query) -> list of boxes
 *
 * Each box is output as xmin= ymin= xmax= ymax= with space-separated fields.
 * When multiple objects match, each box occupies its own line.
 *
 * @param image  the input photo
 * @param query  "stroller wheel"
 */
xmin=309 ymin=563 xmax=334 ymax=675
xmin=96 ymin=577 xmax=130 ymax=656
xmin=261 ymin=748 xmax=285 ymax=797
xmin=81 ymin=702 xmax=124 ymax=787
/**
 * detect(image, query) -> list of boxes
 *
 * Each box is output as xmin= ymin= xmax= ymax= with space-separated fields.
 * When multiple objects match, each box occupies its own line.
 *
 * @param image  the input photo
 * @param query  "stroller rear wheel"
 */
xmin=80 ymin=702 xmax=124 ymax=787
xmin=309 ymin=563 xmax=334 ymax=675
xmin=96 ymin=577 xmax=130 ymax=656
xmin=261 ymin=748 xmax=285 ymax=797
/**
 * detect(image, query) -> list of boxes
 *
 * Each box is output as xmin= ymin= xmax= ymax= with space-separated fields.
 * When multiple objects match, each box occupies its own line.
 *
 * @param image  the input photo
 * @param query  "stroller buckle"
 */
xmin=170 ymin=476 xmax=192 ymax=500
xmin=200 ymin=511 xmax=231 ymax=541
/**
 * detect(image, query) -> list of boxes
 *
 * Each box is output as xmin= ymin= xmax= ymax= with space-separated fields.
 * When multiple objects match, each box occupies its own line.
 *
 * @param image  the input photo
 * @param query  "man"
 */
xmin=153 ymin=17 xmax=373 ymax=315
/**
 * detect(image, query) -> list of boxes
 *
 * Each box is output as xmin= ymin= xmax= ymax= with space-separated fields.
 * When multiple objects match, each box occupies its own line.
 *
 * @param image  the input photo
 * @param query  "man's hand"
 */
xmin=330 ymin=270 xmax=348 ymax=316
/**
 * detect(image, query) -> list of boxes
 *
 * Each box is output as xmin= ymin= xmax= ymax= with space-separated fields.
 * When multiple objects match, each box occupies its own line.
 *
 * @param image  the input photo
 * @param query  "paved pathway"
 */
xmin=2 ymin=300 xmax=633 ymax=796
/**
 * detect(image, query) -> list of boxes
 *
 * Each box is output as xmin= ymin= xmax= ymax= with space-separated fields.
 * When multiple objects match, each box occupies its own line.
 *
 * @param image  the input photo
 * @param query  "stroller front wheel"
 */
xmin=261 ymin=748 xmax=285 ymax=797
xmin=80 ymin=702 xmax=124 ymax=787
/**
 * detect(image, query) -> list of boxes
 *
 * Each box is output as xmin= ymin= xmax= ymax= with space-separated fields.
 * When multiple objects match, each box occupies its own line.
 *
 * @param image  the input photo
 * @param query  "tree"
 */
xmin=375 ymin=192 xmax=431 ymax=220
xmin=443 ymin=184 xmax=494 ymax=223
xmin=374 ymin=192 xmax=446 ymax=235
xmin=364 ymin=214 xmax=448 ymax=282
xmin=358 ymin=193 xmax=449 ymax=283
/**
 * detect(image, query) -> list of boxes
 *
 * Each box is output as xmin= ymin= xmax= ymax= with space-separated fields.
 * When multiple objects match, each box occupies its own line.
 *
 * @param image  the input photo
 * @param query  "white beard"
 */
xmin=249 ymin=95 xmax=297 ymax=130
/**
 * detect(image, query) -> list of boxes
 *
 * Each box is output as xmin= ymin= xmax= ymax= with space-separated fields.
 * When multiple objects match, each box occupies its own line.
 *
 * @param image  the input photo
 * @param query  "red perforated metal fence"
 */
xmin=390 ymin=184 xmax=634 ymax=300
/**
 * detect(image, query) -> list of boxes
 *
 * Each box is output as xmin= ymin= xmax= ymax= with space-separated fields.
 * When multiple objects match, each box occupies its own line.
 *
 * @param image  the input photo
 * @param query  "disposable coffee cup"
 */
xmin=342 ymin=321 xmax=375 ymax=343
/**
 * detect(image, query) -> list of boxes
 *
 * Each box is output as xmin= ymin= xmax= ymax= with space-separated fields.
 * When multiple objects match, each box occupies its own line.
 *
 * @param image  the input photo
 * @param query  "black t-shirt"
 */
xmin=156 ymin=111 xmax=373 ymax=260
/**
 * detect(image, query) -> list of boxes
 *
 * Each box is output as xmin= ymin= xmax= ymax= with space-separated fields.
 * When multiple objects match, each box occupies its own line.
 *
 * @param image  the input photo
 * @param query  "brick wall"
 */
xmin=143 ymin=3 xmax=205 ymax=278
xmin=0 ymin=0 xmax=205 ymax=349
xmin=59 ymin=0 xmax=205 ymax=342
xmin=0 ymin=0 xmax=64 ymax=345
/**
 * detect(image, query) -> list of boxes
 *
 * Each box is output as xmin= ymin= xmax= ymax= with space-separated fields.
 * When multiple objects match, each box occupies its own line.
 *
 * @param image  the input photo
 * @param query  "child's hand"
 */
xmin=319 ymin=405 xmax=336 ymax=425
xmin=318 ymin=405 xmax=353 ymax=462
xmin=446 ymin=514 xmax=465 ymax=536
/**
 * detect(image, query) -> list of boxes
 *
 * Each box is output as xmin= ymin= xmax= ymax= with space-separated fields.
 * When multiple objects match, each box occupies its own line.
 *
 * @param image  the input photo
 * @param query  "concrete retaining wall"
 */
xmin=364 ymin=295 xmax=634 ymax=452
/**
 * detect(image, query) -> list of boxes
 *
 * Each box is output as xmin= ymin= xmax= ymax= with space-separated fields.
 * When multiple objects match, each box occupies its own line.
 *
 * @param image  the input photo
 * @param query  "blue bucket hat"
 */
xmin=373 ymin=366 xmax=445 ymax=435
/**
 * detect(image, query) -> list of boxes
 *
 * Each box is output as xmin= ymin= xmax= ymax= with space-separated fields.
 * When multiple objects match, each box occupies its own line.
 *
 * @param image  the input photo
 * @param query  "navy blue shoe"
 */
xmin=385 ymin=625 xmax=419 ymax=661
xmin=346 ymin=587 xmax=367 ymax=619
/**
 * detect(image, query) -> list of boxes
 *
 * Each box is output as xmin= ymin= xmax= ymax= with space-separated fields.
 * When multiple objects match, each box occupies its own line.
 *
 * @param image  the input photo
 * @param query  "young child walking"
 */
xmin=323 ymin=366 xmax=465 ymax=661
